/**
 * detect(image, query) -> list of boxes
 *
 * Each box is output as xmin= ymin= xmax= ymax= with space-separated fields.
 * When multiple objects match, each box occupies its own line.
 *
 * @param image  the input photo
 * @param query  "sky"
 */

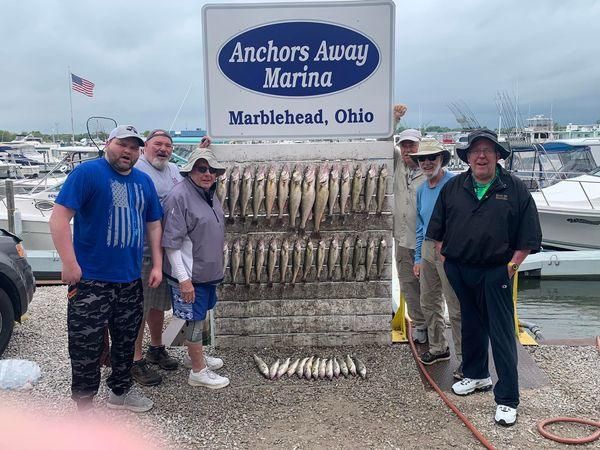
xmin=1 ymin=0 xmax=599 ymax=135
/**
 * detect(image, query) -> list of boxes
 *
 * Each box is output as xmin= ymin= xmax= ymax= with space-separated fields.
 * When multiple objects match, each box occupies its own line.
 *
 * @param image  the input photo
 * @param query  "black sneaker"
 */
xmin=419 ymin=348 xmax=451 ymax=365
xmin=146 ymin=345 xmax=179 ymax=371
xmin=131 ymin=359 xmax=163 ymax=386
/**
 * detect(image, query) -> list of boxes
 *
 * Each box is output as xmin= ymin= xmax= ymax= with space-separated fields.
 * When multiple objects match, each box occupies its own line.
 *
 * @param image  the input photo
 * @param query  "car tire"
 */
xmin=0 ymin=288 xmax=15 ymax=356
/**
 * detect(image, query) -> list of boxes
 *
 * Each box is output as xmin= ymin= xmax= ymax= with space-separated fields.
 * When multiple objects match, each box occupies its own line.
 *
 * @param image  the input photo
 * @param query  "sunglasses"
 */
xmin=416 ymin=154 xmax=439 ymax=162
xmin=194 ymin=166 xmax=218 ymax=174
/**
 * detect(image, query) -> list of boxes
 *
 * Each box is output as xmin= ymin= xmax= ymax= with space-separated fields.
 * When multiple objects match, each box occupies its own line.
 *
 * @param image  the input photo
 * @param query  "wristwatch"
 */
xmin=508 ymin=262 xmax=519 ymax=271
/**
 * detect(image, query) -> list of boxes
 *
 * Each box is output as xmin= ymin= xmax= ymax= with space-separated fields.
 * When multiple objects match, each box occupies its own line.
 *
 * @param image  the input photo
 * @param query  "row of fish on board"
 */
xmin=253 ymin=354 xmax=367 ymax=380
xmin=215 ymin=162 xmax=389 ymax=232
xmin=223 ymin=234 xmax=388 ymax=285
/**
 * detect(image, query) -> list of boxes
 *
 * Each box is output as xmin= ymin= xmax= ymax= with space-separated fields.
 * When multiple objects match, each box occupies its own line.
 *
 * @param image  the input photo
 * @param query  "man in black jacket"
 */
xmin=427 ymin=129 xmax=542 ymax=427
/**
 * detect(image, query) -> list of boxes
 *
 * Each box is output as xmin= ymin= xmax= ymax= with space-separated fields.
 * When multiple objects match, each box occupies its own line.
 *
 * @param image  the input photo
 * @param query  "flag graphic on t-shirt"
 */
xmin=106 ymin=179 xmax=146 ymax=248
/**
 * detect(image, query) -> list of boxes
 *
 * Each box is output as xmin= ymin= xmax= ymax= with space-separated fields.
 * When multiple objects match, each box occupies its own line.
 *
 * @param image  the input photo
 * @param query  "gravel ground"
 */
xmin=1 ymin=286 xmax=599 ymax=449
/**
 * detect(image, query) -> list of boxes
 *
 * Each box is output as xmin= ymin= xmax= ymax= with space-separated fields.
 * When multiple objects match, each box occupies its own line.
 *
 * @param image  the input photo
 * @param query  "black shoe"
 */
xmin=419 ymin=348 xmax=451 ymax=365
xmin=131 ymin=359 xmax=163 ymax=386
xmin=146 ymin=345 xmax=179 ymax=371
xmin=453 ymin=363 xmax=464 ymax=380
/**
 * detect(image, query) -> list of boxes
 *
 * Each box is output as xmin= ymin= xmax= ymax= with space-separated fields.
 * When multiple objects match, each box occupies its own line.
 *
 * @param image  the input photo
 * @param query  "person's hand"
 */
xmin=179 ymin=279 xmax=195 ymax=303
xmin=393 ymin=104 xmax=407 ymax=122
xmin=413 ymin=263 xmax=421 ymax=278
xmin=508 ymin=265 xmax=517 ymax=279
xmin=199 ymin=136 xmax=212 ymax=148
xmin=148 ymin=266 xmax=162 ymax=288
xmin=62 ymin=261 xmax=82 ymax=285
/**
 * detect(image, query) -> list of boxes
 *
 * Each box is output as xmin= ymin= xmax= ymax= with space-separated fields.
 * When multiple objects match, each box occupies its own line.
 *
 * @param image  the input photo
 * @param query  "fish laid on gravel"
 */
xmin=332 ymin=357 xmax=341 ymax=378
xmin=216 ymin=169 xmax=228 ymax=207
xmin=300 ymin=165 xmax=316 ymax=232
xmin=267 ymin=239 xmax=278 ymax=287
xmin=277 ymin=164 xmax=290 ymax=221
xmin=277 ymin=357 xmax=291 ymax=378
xmin=345 ymin=354 xmax=357 ymax=376
xmin=231 ymin=240 xmax=241 ymax=284
xmin=264 ymin=165 xmax=277 ymax=220
xmin=319 ymin=358 xmax=327 ymax=379
xmin=337 ymin=356 xmax=349 ymax=377
xmin=280 ymin=239 xmax=290 ymax=284
xmin=376 ymin=164 xmax=388 ymax=214
xmin=327 ymin=236 xmax=340 ymax=280
xmin=365 ymin=237 xmax=376 ymax=281
xmin=364 ymin=164 xmax=377 ymax=213
xmin=353 ymin=236 xmax=363 ymax=280
xmin=291 ymin=239 xmax=303 ymax=285
xmin=341 ymin=235 xmax=352 ymax=281
xmin=304 ymin=356 xmax=314 ymax=380
xmin=351 ymin=165 xmax=363 ymax=213
xmin=227 ymin=166 xmax=240 ymax=221
xmin=328 ymin=163 xmax=340 ymax=218
xmin=255 ymin=239 xmax=266 ymax=283
xmin=354 ymin=357 xmax=367 ymax=379
xmin=316 ymin=240 xmax=327 ymax=280
xmin=252 ymin=165 xmax=266 ymax=223
xmin=297 ymin=357 xmax=309 ymax=378
xmin=240 ymin=166 xmax=253 ymax=222
xmin=269 ymin=359 xmax=280 ymax=380
xmin=253 ymin=354 xmax=270 ymax=379
xmin=377 ymin=238 xmax=388 ymax=279
xmin=313 ymin=163 xmax=329 ymax=235
xmin=287 ymin=358 xmax=300 ymax=377
xmin=244 ymin=239 xmax=254 ymax=286
xmin=288 ymin=165 xmax=303 ymax=227
xmin=325 ymin=358 xmax=334 ymax=380
xmin=302 ymin=239 xmax=314 ymax=282
xmin=311 ymin=357 xmax=321 ymax=380
xmin=339 ymin=164 xmax=351 ymax=217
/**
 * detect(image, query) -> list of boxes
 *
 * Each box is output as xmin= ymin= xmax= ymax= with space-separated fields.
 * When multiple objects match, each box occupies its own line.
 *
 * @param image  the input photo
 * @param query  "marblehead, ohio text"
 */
xmin=228 ymin=108 xmax=374 ymax=126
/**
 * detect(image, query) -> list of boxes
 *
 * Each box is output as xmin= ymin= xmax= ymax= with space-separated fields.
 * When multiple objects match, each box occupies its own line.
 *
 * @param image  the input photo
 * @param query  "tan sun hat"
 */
xmin=180 ymin=148 xmax=226 ymax=176
xmin=409 ymin=139 xmax=451 ymax=167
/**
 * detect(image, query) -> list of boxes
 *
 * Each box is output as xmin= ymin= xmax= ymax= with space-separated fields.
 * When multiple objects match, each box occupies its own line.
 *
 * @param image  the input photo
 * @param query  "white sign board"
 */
xmin=202 ymin=1 xmax=395 ymax=140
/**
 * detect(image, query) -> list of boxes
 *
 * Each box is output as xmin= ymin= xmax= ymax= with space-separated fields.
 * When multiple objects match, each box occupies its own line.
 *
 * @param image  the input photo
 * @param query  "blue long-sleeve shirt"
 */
xmin=415 ymin=170 xmax=455 ymax=263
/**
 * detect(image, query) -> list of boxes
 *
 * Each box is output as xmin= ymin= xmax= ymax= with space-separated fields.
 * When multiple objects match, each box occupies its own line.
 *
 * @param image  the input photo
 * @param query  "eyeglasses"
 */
xmin=417 ymin=154 xmax=439 ymax=162
xmin=194 ymin=166 xmax=217 ymax=174
xmin=468 ymin=148 xmax=496 ymax=156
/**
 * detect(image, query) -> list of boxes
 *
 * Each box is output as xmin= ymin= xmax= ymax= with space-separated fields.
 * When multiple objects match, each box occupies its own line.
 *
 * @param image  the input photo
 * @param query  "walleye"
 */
xmin=299 ymin=165 xmax=316 ymax=233
xmin=240 ymin=166 xmax=253 ymax=222
xmin=316 ymin=240 xmax=327 ymax=280
xmin=277 ymin=357 xmax=291 ymax=378
xmin=291 ymin=239 xmax=303 ymax=285
xmin=216 ymin=169 xmax=228 ymax=207
xmin=223 ymin=242 xmax=229 ymax=274
xmin=244 ymin=239 xmax=254 ymax=285
xmin=318 ymin=358 xmax=327 ymax=379
xmin=288 ymin=165 xmax=303 ymax=228
xmin=354 ymin=357 xmax=367 ymax=379
xmin=341 ymin=235 xmax=352 ymax=280
xmin=353 ymin=236 xmax=363 ymax=280
xmin=231 ymin=240 xmax=241 ymax=284
xmin=280 ymin=239 xmax=290 ymax=284
xmin=364 ymin=164 xmax=377 ymax=214
xmin=339 ymin=164 xmax=351 ymax=217
xmin=365 ymin=237 xmax=376 ymax=281
xmin=264 ymin=165 xmax=277 ymax=220
xmin=345 ymin=354 xmax=357 ymax=376
xmin=313 ymin=163 xmax=329 ymax=236
xmin=332 ymin=357 xmax=341 ymax=378
xmin=302 ymin=239 xmax=314 ymax=282
xmin=269 ymin=359 xmax=280 ymax=380
xmin=377 ymin=238 xmax=388 ymax=279
xmin=267 ymin=238 xmax=278 ymax=287
xmin=255 ymin=239 xmax=266 ymax=283
xmin=328 ymin=163 xmax=340 ymax=218
xmin=296 ymin=357 xmax=309 ymax=378
xmin=376 ymin=164 xmax=388 ymax=214
xmin=337 ymin=356 xmax=349 ymax=377
xmin=351 ymin=164 xmax=363 ymax=213
xmin=227 ymin=166 xmax=240 ymax=222
xmin=325 ymin=358 xmax=334 ymax=380
xmin=252 ymin=165 xmax=266 ymax=223
xmin=253 ymin=354 xmax=270 ymax=379
xmin=327 ymin=236 xmax=339 ymax=280
xmin=311 ymin=357 xmax=321 ymax=380
xmin=287 ymin=358 xmax=300 ymax=377
xmin=277 ymin=164 xmax=291 ymax=222
xmin=304 ymin=356 xmax=314 ymax=380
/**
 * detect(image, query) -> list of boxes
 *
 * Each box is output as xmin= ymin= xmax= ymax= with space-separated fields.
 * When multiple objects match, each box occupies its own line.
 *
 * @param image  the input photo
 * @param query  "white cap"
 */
xmin=108 ymin=125 xmax=144 ymax=147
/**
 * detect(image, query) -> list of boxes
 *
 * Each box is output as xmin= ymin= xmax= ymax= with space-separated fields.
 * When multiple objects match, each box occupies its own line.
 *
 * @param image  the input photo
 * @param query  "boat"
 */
xmin=520 ymin=250 xmax=600 ymax=279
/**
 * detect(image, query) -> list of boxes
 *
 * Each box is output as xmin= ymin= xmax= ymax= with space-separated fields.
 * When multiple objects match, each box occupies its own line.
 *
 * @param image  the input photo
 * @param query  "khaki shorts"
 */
xmin=141 ymin=257 xmax=171 ymax=313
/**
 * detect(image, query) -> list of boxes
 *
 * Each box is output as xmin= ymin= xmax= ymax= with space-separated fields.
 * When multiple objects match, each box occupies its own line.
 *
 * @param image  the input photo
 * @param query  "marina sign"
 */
xmin=202 ymin=1 xmax=395 ymax=140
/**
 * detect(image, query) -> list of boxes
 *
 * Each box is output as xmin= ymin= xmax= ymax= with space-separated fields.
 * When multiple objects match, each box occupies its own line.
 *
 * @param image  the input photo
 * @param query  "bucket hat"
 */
xmin=180 ymin=148 xmax=226 ymax=176
xmin=409 ymin=139 xmax=451 ymax=167
xmin=456 ymin=129 xmax=510 ymax=163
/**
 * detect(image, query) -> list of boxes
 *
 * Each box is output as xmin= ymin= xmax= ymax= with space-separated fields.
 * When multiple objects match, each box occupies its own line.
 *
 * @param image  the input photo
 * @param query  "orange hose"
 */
xmin=406 ymin=321 xmax=496 ymax=450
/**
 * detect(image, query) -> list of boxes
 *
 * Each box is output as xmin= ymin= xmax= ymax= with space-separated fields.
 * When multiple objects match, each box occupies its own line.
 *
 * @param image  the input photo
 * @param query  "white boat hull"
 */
xmin=536 ymin=205 xmax=600 ymax=250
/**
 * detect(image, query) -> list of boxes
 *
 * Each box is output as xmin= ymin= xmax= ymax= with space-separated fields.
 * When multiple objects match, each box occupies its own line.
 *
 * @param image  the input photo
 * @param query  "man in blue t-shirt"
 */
xmin=49 ymin=125 xmax=163 ymax=413
xmin=411 ymin=140 xmax=462 ymax=377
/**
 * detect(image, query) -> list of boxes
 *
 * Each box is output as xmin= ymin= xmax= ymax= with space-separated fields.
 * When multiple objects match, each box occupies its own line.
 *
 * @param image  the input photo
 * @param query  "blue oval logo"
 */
xmin=218 ymin=21 xmax=380 ymax=97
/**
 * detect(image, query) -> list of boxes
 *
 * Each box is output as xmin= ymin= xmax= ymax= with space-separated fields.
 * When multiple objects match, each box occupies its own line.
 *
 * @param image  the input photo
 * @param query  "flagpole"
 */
xmin=68 ymin=67 xmax=75 ymax=144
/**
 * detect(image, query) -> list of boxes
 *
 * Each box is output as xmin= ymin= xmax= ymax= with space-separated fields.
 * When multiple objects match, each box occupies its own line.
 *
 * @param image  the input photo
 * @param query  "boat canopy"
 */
xmin=511 ymin=142 xmax=590 ymax=153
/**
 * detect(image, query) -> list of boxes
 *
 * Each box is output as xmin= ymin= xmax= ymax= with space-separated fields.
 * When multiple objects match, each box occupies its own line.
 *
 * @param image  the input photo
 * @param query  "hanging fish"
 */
xmin=339 ymin=164 xmax=351 ymax=217
xmin=377 ymin=238 xmax=388 ymax=279
xmin=222 ymin=241 xmax=229 ymax=275
xmin=299 ymin=165 xmax=316 ymax=233
xmin=267 ymin=238 xmax=278 ymax=287
xmin=332 ymin=356 xmax=341 ymax=378
xmin=296 ymin=357 xmax=309 ymax=378
xmin=303 ymin=356 xmax=314 ymax=380
xmin=364 ymin=164 xmax=377 ymax=214
xmin=276 ymin=357 xmax=291 ymax=379
xmin=337 ymin=355 xmax=349 ymax=377
xmin=302 ymin=239 xmax=314 ymax=282
xmin=327 ymin=236 xmax=340 ymax=280
xmin=313 ymin=163 xmax=329 ymax=237
xmin=328 ymin=163 xmax=340 ymax=219
xmin=280 ymin=238 xmax=290 ymax=285
xmin=376 ymin=164 xmax=388 ymax=215
xmin=288 ymin=165 xmax=303 ymax=228
xmin=239 ymin=166 xmax=253 ymax=222
xmin=255 ymin=239 xmax=266 ymax=283
xmin=318 ymin=358 xmax=327 ymax=379
xmin=287 ymin=358 xmax=300 ymax=377
xmin=325 ymin=358 xmax=334 ymax=380
xmin=345 ymin=354 xmax=357 ymax=376
xmin=244 ymin=239 xmax=254 ymax=286
xmin=351 ymin=164 xmax=364 ymax=213
xmin=231 ymin=240 xmax=241 ymax=284
xmin=264 ymin=164 xmax=277 ymax=220
xmin=277 ymin=164 xmax=291 ymax=222
xmin=253 ymin=354 xmax=270 ymax=379
xmin=311 ymin=357 xmax=321 ymax=380
xmin=365 ymin=237 xmax=376 ymax=281
xmin=353 ymin=236 xmax=363 ymax=280
xmin=269 ymin=359 xmax=280 ymax=380
xmin=341 ymin=235 xmax=352 ymax=281
xmin=316 ymin=240 xmax=327 ymax=280
xmin=354 ymin=357 xmax=367 ymax=379
xmin=252 ymin=165 xmax=266 ymax=223
xmin=291 ymin=239 xmax=303 ymax=285
xmin=216 ymin=168 xmax=228 ymax=207
xmin=227 ymin=166 xmax=240 ymax=222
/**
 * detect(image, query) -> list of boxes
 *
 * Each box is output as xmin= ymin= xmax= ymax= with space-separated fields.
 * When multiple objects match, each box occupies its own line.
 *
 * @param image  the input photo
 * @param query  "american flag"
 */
xmin=71 ymin=73 xmax=95 ymax=97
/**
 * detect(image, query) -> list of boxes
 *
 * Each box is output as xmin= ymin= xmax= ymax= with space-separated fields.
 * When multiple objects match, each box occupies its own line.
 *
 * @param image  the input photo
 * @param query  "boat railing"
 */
xmin=535 ymin=176 xmax=600 ymax=210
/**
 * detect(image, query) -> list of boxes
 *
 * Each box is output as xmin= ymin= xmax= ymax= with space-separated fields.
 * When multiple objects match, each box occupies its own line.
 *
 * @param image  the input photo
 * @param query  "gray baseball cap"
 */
xmin=108 ymin=125 xmax=144 ymax=147
xmin=397 ymin=128 xmax=422 ymax=142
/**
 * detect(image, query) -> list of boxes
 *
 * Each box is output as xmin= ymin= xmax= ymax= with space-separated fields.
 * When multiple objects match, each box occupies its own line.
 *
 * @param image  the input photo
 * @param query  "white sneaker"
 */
xmin=495 ymin=405 xmax=517 ymax=427
xmin=188 ymin=368 xmax=230 ymax=389
xmin=451 ymin=377 xmax=493 ymax=396
xmin=412 ymin=327 xmax=428 ymax=344
xmin=183 ymin=354 xmax=224 ymax=370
